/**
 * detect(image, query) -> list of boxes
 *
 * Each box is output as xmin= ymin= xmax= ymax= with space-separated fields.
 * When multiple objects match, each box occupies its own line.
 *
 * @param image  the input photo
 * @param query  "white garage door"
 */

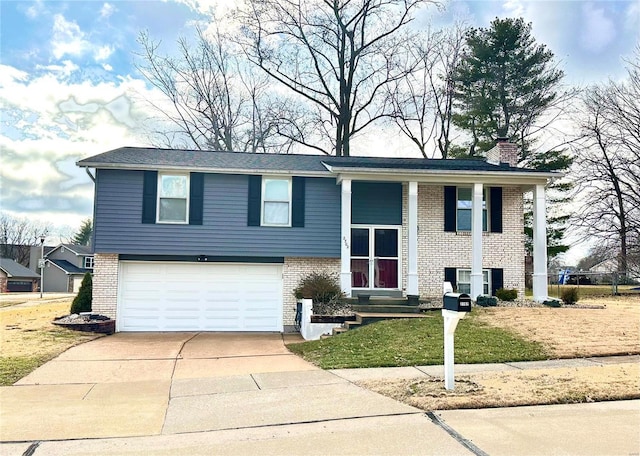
xmin=117 ymin=262 xmax=283 ymax=332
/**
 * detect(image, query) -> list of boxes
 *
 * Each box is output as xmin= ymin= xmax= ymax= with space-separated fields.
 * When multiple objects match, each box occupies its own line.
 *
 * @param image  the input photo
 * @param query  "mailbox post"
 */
xmin=442 ymin=293 xmax=471 ymax=390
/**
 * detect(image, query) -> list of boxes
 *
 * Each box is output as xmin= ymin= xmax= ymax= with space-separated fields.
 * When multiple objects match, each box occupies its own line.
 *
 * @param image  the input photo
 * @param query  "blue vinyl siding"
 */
xmin=352 ymin=182 xmax=402 ymax=225
xmin=94 ymin=170 xmax=341 ymax=257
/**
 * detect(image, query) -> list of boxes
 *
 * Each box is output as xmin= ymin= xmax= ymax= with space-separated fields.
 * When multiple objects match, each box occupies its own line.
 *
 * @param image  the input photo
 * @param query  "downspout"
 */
xmin=85 ymin=168 xmax=96 ymax=182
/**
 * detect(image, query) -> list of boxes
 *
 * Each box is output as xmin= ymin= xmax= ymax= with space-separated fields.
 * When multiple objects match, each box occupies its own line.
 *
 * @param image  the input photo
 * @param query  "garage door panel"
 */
xmin=118 ymin=262 xmax=283 ymax=332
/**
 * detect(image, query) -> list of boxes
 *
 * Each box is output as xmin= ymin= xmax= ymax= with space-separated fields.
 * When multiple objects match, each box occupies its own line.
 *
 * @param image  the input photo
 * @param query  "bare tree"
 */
xmin=0 ymin=213 xmax=51 ymax=266
xmin=136 ymin=23 xmax=289 ymax=153
xmin=237 ymin=0 xmax=431 ymax=156
xmin=572 ymin=50 xmax=640 ymax=278
xmin=388 ymin=23 xmax=467 ymax=158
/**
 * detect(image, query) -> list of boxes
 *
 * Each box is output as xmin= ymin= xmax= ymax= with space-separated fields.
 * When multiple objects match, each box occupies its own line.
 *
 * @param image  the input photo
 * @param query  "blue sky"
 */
xmin=0 ymin=0 xmax=638 ymax=258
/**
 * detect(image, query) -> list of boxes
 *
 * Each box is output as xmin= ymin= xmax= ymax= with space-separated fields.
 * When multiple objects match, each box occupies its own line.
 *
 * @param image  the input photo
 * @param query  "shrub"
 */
xmin=561 ymin=287 xmax=579 ymax=305
xmin=293 ymin=271 xmax=343 ymax=304
xmin=476 ymin=295 xmax=498 ymax=307
xmin=496 ymin=288 xmax=518 ymax=301
xmin=70 ymin=273 xmax=92 ymax=314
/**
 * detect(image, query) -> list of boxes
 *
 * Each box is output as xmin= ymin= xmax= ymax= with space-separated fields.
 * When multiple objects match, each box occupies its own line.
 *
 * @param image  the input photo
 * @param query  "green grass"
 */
xmin=0 ymin=356 xmax=49 ymax=386
xmin=287 ymin=312 xmax=549 ymax=369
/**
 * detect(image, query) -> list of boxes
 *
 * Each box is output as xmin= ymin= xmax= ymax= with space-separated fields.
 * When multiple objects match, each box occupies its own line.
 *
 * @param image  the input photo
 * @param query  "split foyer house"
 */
xmin=77 ymin=141 xmax=556 ymax=333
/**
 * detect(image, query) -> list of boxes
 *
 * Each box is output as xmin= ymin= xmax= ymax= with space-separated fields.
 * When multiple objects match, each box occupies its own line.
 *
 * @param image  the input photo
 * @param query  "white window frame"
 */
xmin=261 ymin=177 xmax=292 ymax=227
xmin=456 ymin=187 xmax=489 ymax=232
xmin=83 ymin=257 xmax=94 ymax=269
xmin=157 ymin=173 xmax=190 ymax=224
xmin=350 ymin=224 xmax=402 ymax=290
xmin=457 ymin=268 xmax=491 ymax=295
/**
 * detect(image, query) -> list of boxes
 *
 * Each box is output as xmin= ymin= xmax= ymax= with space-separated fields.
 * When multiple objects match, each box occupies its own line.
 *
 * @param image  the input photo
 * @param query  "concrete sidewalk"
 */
xmin=1 ymin=333 xmax=638 ymax=455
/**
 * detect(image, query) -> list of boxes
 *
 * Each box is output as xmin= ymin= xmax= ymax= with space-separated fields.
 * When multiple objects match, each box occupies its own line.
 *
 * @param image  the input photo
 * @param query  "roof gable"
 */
xmin=45 ymin=243 xmax=93 ymax=258
xmin=0 ymin=258 xmax=40 ymax=278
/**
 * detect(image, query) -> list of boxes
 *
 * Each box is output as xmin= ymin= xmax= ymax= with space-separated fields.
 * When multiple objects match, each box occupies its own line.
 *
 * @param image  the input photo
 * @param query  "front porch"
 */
xmin=336 ymin=178 xmax=549 ymax=303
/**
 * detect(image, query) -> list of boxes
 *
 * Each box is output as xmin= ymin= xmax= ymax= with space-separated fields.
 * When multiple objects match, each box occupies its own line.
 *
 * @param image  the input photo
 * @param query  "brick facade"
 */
xmin=417 ymin=185 xmax=525 ymax=299
xmin=92 ymin=253 xmax=119 ymax=318
xmin=282 ymin=257 xmax=340 ymax=329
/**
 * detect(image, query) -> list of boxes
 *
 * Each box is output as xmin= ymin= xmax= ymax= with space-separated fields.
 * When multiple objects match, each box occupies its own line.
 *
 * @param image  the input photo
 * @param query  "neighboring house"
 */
xmin=41 ymin=244 xmax=93 ymax=292
xmin=77 ymin=141 xmax=556 ymax=333
xmin=28 ymin=245 xmax=55 ymax=273
xmin=0 ymin=258 xmax=40 ymax=292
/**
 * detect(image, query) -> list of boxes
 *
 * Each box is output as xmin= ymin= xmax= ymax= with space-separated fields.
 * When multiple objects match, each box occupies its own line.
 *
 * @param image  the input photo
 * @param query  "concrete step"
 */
xmin=350 ymin=305 xmax=421 ymax=314
xmin=345 ymin=297 xmax=423 ymax=306
xmin=332 ymin=327 xmax=349 ymax=336
xmin=354 ymin=311 xmax=432 ymax=327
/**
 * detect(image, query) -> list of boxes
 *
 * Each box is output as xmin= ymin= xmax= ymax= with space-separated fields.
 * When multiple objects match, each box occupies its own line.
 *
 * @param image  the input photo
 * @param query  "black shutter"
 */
xmin=189 ymin=173 xmax=204 ymax=225
xmin=142 ymin=171 xmax=158 ymax=224
xmin=490 ymin=187 xmax=503 ymax=233
xmin=444 ymin=186 xmax=456 ymax=232
xmin=292 ymin=177 xmax=305 ymax=227
xmin=491 ymin=268 xmax=504 ymax=295
xmin=247 ymin=175 xmax=262 ymax=226
xmin=444 ymin=267 xmax=457 ymax=291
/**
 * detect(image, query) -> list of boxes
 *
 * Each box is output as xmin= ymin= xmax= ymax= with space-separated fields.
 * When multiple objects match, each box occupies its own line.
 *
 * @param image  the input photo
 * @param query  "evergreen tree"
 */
xmin=70 ymin=272 xmax=92 ymax=314
xmin=72 ymin=219 xmax=92 ymax=246
xmin=451 ymin=17 xmax=564 ymax=159
xmin=451 ymin=17 xmax=572 ymax=259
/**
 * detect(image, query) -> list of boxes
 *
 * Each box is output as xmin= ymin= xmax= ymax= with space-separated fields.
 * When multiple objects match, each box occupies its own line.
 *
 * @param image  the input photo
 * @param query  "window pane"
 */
xmin=459 ymin=283 xmax=471 ymax=294
xmin=374 ymin=229 xmax=398 ymax=257
xmin=264 ymin=179 xmax=289 ymax=200
xmin=457 ymin=188 xmax=471 ymax=207
xmin=484 ymin=284 xmax=490 ymax=295
xmin=159 ymin=198 xmax=187 ymax=222
xmin=482 ymin=270 xmax=489 ymax=281
xmin=458 ymin=270 xmax=471 ymax=282
xmin=351 ymin=259 xmax=369 ymax=287
xmin=375 ymin=259 xmax=398 ymax=288
xmin=351 ymin=229 xmax=369 ymax=256
xmin=160 ymin=175 xmax=188 ymax=198
xmin=264 ymin=201 xmax=289 ymax=225
xmin=457 ymin=209 xmax=471 ymax=231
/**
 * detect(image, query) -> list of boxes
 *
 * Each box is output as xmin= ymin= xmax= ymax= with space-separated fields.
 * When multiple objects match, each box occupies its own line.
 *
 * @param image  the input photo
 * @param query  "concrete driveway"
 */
xmin=2 ymin=333 xmax=638 ymax=455
xmin=0 ymin=332 xmax=468 ymax=455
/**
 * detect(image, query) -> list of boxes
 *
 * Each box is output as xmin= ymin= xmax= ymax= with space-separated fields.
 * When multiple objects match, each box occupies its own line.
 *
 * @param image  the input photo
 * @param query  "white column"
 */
xmin=407 ymin=181 xmax=419 ymax=296
xmin=532 ymin=184 xmax=548 ymax=301
xmin=340 ymin=179 xmax=352 ymax=296
xmin=470 ymin=183 xmax=484 ymax=299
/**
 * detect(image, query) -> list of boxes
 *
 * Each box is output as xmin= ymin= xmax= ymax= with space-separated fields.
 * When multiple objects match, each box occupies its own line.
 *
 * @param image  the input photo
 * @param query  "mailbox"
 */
xmin=443 ymin=292 xmax=471 ymax=312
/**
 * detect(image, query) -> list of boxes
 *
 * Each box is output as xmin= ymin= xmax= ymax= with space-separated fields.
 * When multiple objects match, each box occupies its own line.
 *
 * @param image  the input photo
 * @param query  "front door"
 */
xmin=351 ymin=227 xmax=399 ymax=290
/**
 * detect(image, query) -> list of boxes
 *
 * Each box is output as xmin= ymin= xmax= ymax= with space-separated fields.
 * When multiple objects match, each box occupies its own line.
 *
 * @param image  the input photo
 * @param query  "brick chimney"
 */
xmin=486 ymin=137 xmax=519 ymax=167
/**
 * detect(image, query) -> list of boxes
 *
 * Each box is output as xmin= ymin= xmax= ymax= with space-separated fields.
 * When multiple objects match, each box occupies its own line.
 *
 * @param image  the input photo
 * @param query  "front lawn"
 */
xmin=287 ymin=312 xmax=548 ymax=369
xmin=0 ymin=300 xmax=100 ymax=385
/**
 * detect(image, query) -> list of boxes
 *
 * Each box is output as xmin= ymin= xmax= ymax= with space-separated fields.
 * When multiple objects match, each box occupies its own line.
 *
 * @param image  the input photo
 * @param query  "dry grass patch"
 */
xmin=476 ymin=296 xmax=640 ymax=358
xmin=360 ymin=363 xmax=640 ymax=411
xmin=0 ymin=300 xmax=100 ymax=385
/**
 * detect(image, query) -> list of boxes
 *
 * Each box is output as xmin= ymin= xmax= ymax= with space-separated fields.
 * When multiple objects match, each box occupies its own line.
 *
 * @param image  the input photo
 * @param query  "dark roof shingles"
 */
xmin=78 ymin=146 xmax=548 ymax=174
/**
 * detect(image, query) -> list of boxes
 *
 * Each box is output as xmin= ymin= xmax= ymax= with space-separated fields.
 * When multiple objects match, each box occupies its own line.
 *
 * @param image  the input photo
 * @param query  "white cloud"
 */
xmin=35 ymin=60 xmax=79 ymax=77
xmin=51 ymin=14 xmax=90 ymax=59
xmin=580 ymin=3 xmax=616 ymax=53
xmin=0 ymin=65 xmax=164 ymax=221
xmin=94 ymin=45 xmax=114 ymax=61
xmin=100 ymin=3 xmax=116 ymax=19
xmin=102 ymin=63 xmax=113 ymax=71
xmin=25 ymin=0 xmax=45 ymax=19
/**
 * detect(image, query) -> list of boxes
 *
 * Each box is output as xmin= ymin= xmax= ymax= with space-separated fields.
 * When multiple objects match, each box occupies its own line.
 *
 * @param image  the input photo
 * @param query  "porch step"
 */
xmin=352 ymin=311 xmax=431 ymax=327
xmin=345 ymin=297 xmax=422 ymax=306
xmin=350 ymin=305 xmax=420 ymax=314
